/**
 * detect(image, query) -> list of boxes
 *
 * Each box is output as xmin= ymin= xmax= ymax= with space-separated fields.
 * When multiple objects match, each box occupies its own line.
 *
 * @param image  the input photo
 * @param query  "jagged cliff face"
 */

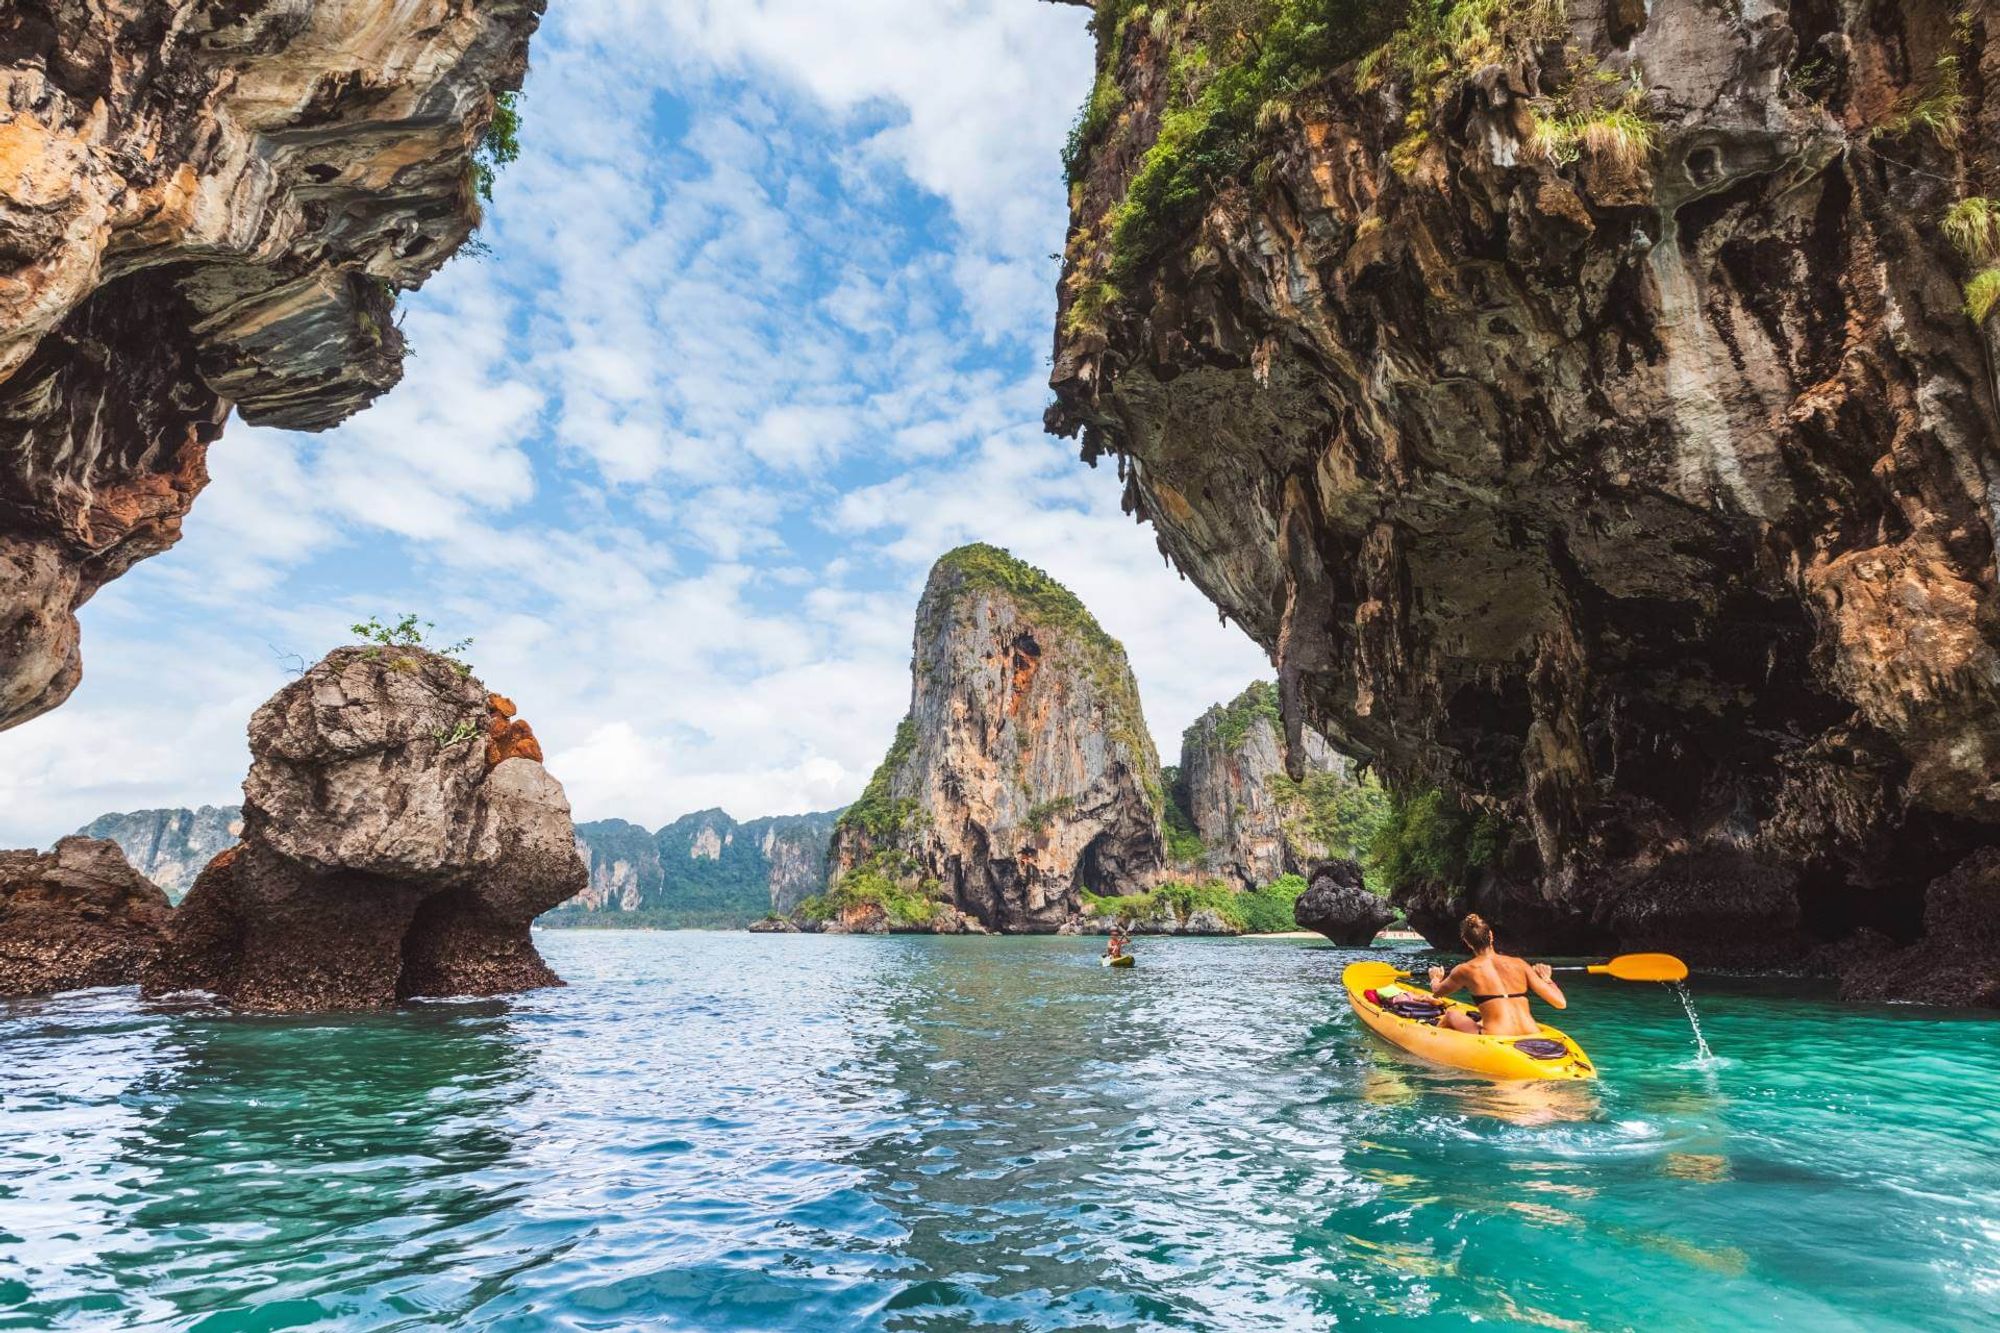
xmin=829 ymin=544 xmax=1165 ymax=931
xmin=0 ymin=0 xmax=543 ymax=729
xmin=556 ymin=809 xmax=840 ymax=924
xmin=1049 ymin=1 xmax=2000 ymax=979
xmin=76 ymin=806 xmax=242 ymax=902
xmin=760 ymin=814 xmax=842 ymax=913
xmin=1172 ymin=680 xmax=1351 ymax=888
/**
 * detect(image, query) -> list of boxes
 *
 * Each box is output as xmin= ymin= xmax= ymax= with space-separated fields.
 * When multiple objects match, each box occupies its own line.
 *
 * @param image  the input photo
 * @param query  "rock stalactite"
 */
xmin=0 ymin=0 xmax=545 ymax=730
xmin=143 ymin=646 xmax=584 ymax=1010
xmin=826 ymin=544 xmax=1165 ymax=932
xmin=1048 ymin=1 xmax=2000 ymax=1002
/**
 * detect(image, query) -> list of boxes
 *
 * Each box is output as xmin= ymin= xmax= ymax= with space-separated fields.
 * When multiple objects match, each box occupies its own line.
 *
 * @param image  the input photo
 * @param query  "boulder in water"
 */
xmin=144 ymin=646 xmax=585 ymax=1010
xmin=1833 ymin=851 xmax=2000 ymax=1009
xmin=0 ymin=837 xmax=173 ymax=995
xmin=1293 ymin=860 xmax=1395 ymax=946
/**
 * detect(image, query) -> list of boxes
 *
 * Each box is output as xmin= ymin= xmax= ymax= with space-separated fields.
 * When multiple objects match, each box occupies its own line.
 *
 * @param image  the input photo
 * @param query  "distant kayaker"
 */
xmin=1426 ymin=913 xmax=1566 ymax=1038
xmin=1104 ymin=929 xmax=1127 ymax=961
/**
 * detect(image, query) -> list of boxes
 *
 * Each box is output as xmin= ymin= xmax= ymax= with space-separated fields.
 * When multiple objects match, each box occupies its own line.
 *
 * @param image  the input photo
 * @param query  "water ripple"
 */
xmin=2 ymin=934 xmax=1996 ymax=1330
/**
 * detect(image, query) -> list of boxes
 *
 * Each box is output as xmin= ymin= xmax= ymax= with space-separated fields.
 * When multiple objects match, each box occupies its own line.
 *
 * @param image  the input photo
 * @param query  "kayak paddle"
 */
xmin=1549 ymin=953 xmax=1688 ymax=983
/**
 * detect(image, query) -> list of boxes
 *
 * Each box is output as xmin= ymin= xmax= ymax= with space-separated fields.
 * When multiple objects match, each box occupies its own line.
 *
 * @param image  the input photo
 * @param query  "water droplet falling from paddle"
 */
xmin=1670 ymin=981 xmax=1715 ymax=1064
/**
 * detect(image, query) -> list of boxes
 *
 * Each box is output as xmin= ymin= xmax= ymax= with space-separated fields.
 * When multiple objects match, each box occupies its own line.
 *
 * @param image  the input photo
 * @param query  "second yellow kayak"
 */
xmin=1343 ymin=961 xmax=1595 ymax=1081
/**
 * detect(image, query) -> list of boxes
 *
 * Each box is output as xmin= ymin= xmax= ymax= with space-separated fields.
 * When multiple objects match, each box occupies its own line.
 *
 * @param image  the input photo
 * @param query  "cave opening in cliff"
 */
xmin=1007 ymin=632 xmax=1042 ymax=718
xmin=1076 ymin=831 xmax=1115 ymax=897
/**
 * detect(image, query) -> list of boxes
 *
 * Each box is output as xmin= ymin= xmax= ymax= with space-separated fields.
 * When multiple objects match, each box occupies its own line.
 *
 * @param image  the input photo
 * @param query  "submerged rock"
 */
xmin=145 ymin=646 xmax=584 ymax=1010
xmin=0 ymin=837 xmax=173 ymax=996
xmin=1047 ymin=2 xmax=2000 ymax=985
xmin=1293 ymin=860 xmax=1395 ymax=948
xmin=825 ymin=544 xmax=1165 ymax=932
xmin=0 ymin=1 xmax=545 ymax=731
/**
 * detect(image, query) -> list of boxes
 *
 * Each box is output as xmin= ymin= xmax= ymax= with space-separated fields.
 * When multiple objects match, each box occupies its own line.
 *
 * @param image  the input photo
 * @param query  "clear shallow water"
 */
xmin=3 ymin=934 xmax=1997 ymax=1332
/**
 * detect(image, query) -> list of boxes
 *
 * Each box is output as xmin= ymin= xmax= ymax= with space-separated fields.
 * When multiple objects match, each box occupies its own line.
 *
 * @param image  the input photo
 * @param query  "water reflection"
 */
xmin=2 ymin=934 xmax=1996 ymax=1331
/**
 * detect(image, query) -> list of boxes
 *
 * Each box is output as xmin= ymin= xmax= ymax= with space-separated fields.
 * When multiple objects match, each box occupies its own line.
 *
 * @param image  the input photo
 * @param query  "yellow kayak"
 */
xmin=1101 ymin=953 xmax=1135 ymax=968
xmin=1343 ymin=961 xmax=1595 ymax=1081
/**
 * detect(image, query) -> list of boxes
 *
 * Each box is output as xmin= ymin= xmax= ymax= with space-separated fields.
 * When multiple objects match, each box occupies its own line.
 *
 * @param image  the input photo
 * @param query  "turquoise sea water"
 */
xmin=3 ymin=932 xmax=1997 ymax=1331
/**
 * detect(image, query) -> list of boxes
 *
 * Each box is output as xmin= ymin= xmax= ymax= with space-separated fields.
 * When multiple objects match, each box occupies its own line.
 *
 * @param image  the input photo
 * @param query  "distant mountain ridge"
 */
xmin=548 ymin=807 xmax=843 ymax=929
xmin=77 ymin=804 xmax=841 ymax=926
xmin=76 ymin=806 xmax=242 ymax=902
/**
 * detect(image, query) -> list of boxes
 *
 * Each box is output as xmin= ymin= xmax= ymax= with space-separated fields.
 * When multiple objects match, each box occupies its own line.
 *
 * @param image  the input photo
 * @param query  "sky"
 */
xmin=0 ymin=0 xmax=1269 ymax=845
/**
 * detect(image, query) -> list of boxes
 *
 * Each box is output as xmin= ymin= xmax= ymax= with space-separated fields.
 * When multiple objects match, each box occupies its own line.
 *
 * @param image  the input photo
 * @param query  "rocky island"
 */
xmin=1047 ymin=0 xmax=2000 ymax=1004
xmin=142 ymin=645 xmax=584 ymax=1009
xmin=816 ymin=543 xmax=1167 ymax=932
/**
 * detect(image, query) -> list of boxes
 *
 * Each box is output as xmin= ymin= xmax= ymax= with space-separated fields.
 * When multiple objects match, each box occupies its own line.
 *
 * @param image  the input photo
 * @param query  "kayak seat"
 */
xmin=1512 ymin=1038 xmax=1569 ymax=1060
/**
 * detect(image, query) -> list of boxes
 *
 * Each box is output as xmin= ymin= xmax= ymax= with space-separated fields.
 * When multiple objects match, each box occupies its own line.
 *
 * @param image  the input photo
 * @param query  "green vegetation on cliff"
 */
xmin=1065 ymin=0 xmax=1619 ymax=312
xmin=1159 ymin=765 xmax=1207 ymax=861
xmin=1269 ymin=767 xmax=1391 ymax=862
xmin=797 ymin=851 xmax=946 ymax=929
xmin=834 ymin=716 xmax=923 ymax=842
xmin=1082 ymin=873 xmax=1306 ymax=934
xmin=1365 ymin=788 xmax=1507 ymax=896
xmin=923 ymin=543 xmax=1122 ymax=661
xmin=472 ymin=91 xmax=522 ymax=202
xmin=1091 ymin=1 xmax=1400 ymax=280
xmin=1204 ymin=680 xmax=1281 ymax=751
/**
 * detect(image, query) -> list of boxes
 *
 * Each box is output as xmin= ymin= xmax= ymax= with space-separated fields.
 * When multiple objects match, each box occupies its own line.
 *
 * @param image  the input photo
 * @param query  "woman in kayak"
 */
xmin=1426 ymin=913 xmax=1566 ymax=1037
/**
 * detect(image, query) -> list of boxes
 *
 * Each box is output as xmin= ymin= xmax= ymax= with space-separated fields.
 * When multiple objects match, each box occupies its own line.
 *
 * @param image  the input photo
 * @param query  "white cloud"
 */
xmin=0 ymin=2 xmax=1278 ymax=849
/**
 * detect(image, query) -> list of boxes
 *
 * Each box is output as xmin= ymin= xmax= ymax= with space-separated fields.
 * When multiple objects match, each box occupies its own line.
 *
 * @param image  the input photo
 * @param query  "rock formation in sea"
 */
xmin=549 ymin=808 xmax=841 ymax=927
xmin=1047 ymin=1 xmax=2000 ymax=996
xmin=1167 ymin=680 xmax=1375 ymax=889
xmin=823 ymin=543 xmax=1165 ymax=932
xmin=1293 ymin=859 xmax=1396 ymax=948
xmin=75 ymin=806 xmax=243 ymax=902
xmin=143 ymin=646 xmax=584 ymax=1010
xmin=0 ymin=0 xmax=544 ymax=731
xmin=0 ymin=837 xmax=173 ymax=996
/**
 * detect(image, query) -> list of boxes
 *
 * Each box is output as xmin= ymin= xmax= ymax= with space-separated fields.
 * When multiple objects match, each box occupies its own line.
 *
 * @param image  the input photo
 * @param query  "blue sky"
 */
xmin=1 ymin=0 xmax=1268 ymax=844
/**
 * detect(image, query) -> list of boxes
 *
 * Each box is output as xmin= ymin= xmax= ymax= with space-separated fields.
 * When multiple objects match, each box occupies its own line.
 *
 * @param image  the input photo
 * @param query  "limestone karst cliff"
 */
xmin=1048 ymin=1 xmax=2000 ymax=1001
xmin=74 ymin=801 xmax=841 ymax=926
xmin=1168 ymin=680 xmax=1378 ymax=888
xmin=0 ymin=0 xmax=543 ymax=730
xmin=823 ymin=544 xmax=1165 ymax=932
xmin=144 ymin=646 xmax=583 ymax=1010
xmin=550 ymin=808 xmax=841 ymax=927
xmin=76 ymin=806 xmax=243 ymax=902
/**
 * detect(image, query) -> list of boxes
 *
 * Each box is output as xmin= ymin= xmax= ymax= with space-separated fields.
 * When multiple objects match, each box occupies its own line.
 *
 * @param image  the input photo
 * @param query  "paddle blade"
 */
xmin=1589 ymin=953 xmax=1689 ymax=983
xmin=1342 ymin=961 xmax=1408 ymax=991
